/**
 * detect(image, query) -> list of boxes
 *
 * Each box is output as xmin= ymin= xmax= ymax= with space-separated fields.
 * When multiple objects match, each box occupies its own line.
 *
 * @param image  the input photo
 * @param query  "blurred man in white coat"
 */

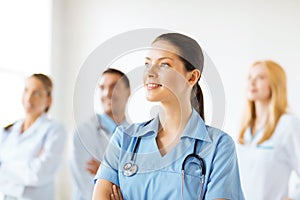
xmin=70 ymin=68 xmax=131 ymax=200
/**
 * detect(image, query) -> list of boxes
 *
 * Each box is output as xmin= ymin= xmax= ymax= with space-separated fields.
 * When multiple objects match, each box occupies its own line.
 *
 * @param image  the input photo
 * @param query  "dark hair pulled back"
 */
xmin=153 ymin=33 xmax=205 ymax=120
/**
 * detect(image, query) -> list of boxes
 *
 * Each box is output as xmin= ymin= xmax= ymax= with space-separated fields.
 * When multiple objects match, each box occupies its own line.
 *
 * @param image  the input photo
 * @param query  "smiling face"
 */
xmin=247 ymin=63 xmax=271 ymax=103
xmin=22 ymin=76 xmax=52 ymax=117
xmin=99 ymin=73 xmax=130 ymax=117
xmin=143 ymin=40 xmax=193 ymax=103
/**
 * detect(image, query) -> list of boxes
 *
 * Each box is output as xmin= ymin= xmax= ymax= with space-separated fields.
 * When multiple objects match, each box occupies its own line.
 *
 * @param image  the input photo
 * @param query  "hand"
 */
xmin=110 ymin=185 xmax=123 ymax=200
xmin=86 ymin=158 xmax=100 ymax=175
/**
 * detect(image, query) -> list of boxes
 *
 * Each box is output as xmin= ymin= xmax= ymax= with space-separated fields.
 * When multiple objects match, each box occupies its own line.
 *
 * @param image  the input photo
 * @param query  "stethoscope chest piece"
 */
xmin=123 ymin=161 xmax=138 ymax=177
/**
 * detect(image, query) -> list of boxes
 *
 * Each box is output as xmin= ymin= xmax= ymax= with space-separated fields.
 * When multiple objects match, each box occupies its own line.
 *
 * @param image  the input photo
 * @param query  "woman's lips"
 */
xmin=146 ymin=83 xmax=162 ymax=90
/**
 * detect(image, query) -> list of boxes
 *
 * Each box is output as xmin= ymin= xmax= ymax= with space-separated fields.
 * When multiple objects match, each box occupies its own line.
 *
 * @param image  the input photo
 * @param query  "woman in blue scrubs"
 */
xmin=93 ymin=33 xmax=244 ymax=200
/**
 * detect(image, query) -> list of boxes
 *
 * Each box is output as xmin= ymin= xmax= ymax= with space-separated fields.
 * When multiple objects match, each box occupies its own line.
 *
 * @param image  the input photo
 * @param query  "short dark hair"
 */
xmin=102 ymin=68 xmax=130 ymax=89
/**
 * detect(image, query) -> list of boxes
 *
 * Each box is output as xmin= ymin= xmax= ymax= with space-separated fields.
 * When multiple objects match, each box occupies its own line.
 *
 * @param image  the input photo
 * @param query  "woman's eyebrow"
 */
xmin=145 ymin=56 xmax=174 ymax=61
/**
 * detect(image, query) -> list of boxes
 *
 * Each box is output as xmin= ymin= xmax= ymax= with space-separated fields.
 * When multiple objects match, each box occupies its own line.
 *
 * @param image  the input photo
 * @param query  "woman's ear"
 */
xmin=188 ymin=69 xmax=201 ymax=85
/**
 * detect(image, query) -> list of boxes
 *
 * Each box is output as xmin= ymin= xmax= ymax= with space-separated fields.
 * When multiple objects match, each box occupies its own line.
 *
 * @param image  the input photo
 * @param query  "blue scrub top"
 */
xmin=95 ymin=109 xmax=244 ymax=199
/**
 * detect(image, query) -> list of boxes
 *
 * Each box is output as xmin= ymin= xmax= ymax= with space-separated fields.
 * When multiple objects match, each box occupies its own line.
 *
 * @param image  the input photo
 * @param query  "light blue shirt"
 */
xmin=71 ymin=113 xmax=128 ymax=200
xmin=0 ymin=113 xmax=66 ymax=200
xmin=98 ymin=113 xmax=119 ymax=134
xmin=95 ymin=109 xmax=245 ymax=199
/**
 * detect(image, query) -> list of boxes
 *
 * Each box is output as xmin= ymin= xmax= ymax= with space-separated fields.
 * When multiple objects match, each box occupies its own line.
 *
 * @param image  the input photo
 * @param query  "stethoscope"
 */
xmin=123 ymin=137 xmax=142 ymax=177
xmin=181 ymin=139 xmax=206 ymax=200
xmin=123 ymin=137 xmax=206 ymax=200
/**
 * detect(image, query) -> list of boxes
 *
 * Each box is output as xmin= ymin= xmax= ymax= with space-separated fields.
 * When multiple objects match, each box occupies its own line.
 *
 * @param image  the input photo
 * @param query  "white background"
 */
xmin=0 ymin=0 xmax=51 ymax=126
xmin=1 ymin=0 xmax=300 ymax=199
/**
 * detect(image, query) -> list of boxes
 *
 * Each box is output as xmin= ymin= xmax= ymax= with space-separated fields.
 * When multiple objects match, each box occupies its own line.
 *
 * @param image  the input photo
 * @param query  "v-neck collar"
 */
xmin=123 ymin=109 xmax=211 ymax=143
xmin=14 ymin=113 xmax=48 ymax=140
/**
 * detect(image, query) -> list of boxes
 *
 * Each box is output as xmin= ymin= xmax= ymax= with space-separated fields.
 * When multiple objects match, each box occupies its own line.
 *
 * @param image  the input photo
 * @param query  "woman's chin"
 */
xmin=146 ymin=96 xmax=159 ymax=102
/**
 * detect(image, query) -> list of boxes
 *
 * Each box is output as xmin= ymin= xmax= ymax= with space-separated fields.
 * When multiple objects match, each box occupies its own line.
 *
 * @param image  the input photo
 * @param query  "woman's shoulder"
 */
xmin=3 ymin=122 xmax=14 ymax=131
xmin=279 ymin=113 xmax=299 ymax=122
xmin=277 ymin=113 xmax=300 ymax=130
xmin=1 ymin=119 xmax=22 ymax=134
xmin=39 ymin=114 xmax=65 ymax=134
xmin=274 ymin=113 xmax=300 ymax=140
xmin=0 ymin=122 xmax=16 ymax=139
xmin=198 ymin=126 xmax=236 ymax=158
xmin=206 ymin=125 xmax=235 ymax=146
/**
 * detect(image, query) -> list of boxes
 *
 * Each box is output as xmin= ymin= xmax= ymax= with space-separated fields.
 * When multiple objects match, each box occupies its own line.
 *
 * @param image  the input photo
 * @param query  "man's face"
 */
xmin=98 ymin=73 xmax=130 ymax=117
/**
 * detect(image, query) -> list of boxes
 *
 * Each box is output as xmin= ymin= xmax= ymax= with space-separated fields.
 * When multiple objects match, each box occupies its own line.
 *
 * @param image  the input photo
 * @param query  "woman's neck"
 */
xmin=252 ymin=101 xmax=269 ymax=134
xmin=159 ymin=106 xmax=191 ymax=133
xmin=21 ymin=114 xmax=41 ymax=133
xmin=255 ymin=101 xmax=269 ymax=122
xmin=156 ymin=100 xmax=192 ymax=155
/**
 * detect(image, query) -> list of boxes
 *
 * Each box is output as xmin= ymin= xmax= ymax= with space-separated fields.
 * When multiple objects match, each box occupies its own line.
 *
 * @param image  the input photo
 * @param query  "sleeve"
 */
xmin=94 ymin=126 xmax=123 ymax=186
xmin=0 ymin=122 xmax=66 ymax=187
xmin=69 ymin=125 xmax=92 ymax=199
xmin=205 ymin=134 xmax=245 ymax=200
xmin=284 ymin=117 xmax=300 ymax=199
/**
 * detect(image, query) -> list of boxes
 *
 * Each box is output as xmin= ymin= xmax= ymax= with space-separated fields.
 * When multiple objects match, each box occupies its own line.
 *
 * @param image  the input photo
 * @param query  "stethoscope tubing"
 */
xmin=131 ymin=137 xmax=142 ymax=161
xmin=124 ymin=137 xmax=206 ymax=199
xmin=181 ymin=140 xmax=206 ymax=200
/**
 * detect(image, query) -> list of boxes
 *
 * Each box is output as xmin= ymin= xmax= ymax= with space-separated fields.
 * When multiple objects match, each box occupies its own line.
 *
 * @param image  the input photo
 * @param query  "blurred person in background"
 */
xmin=70 ymin=68 xmax=130 ymax=200
xmin=237 ymin=60 xmax=300 ymax=200
xmin=0 ymin=73 xmax=66 ymax=200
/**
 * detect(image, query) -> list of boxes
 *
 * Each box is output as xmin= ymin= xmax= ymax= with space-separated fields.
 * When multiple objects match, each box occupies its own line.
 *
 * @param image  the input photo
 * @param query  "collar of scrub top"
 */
xmin=123 ymin=109 xmax=212 ymax=143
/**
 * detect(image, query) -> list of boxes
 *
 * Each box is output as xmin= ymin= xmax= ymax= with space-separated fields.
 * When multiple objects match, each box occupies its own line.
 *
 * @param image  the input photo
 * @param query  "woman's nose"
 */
xmin=146 ymin=64 xmax=158 ymax=78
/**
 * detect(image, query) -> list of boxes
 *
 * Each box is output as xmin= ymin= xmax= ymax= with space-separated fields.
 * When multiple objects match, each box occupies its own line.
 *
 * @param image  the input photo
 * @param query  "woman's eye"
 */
xmin=160 ymin=63 xmax=170 ymax=68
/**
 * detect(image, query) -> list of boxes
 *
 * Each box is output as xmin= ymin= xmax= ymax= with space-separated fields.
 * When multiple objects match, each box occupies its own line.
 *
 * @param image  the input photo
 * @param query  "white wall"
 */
xmin=52 ymin=0 xmax=300 ymax=199
xmin=0 ymin=0 xmax=52 ymax=126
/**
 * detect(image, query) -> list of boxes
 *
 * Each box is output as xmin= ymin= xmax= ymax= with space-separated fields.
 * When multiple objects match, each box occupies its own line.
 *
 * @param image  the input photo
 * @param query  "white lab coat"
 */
xmin=237 ymin=114 xmax=300 ymax=200
xmin=70 ymin=114 xmax=128 ymax=200
xmin=0 ymin=113 xmax=66 ymax=200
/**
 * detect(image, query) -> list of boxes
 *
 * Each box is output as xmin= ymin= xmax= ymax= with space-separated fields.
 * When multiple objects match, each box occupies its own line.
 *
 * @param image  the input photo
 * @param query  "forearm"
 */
xmin=0 ymin=131 xmax=65 ymax=186
xmin=0 ymin=154 xmax=63 ymax=186
xmin=93 ymin=179 xmax=114 ymax=200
